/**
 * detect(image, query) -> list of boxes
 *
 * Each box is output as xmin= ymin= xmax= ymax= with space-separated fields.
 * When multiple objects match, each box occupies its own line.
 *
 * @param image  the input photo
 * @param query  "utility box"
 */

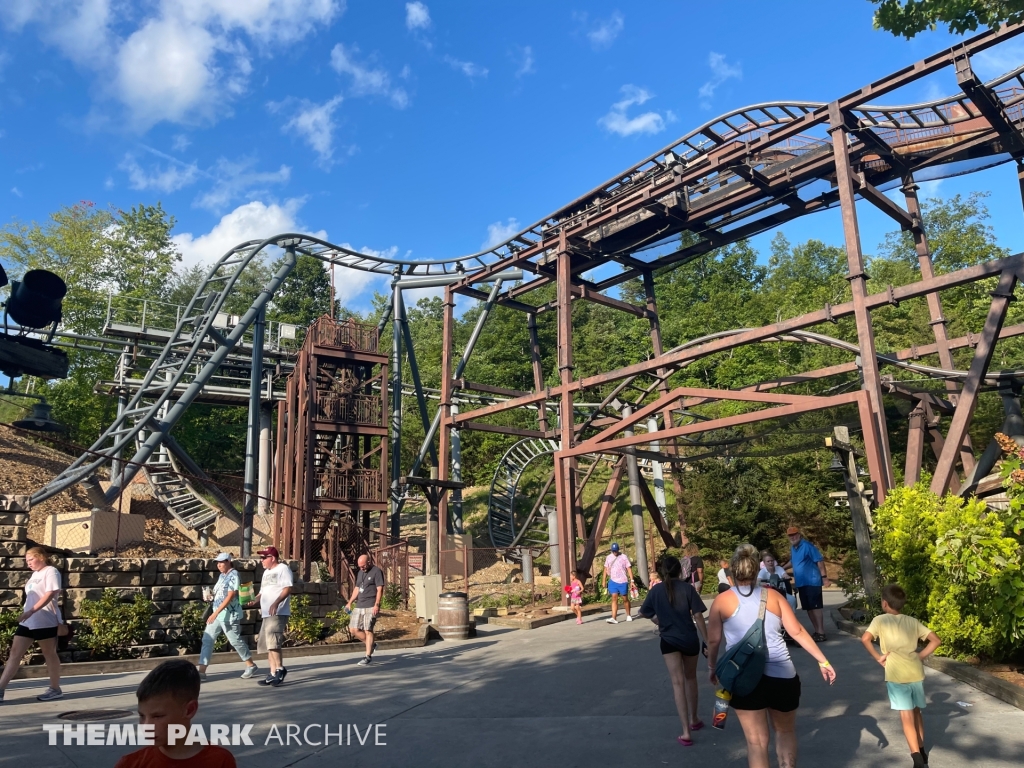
xmin=44 ymin=510 xmax=146 ymax=553
xmin=413 ymin=574 xmax=443 ymax=623
xmin=443 ymin=533 xmax=474 ymax=577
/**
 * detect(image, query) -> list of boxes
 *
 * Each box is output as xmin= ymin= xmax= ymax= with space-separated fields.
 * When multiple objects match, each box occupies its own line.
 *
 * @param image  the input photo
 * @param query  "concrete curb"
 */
xmin=476 ymin=603 xmax=611 ymax=630
xmin=14 ymin=622 xmax=433 ymax=680
xmin=831 ymin=611 xmax=1024 ymax=712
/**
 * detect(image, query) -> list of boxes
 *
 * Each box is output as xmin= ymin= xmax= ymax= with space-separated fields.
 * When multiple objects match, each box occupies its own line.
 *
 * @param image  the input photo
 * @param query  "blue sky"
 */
xmin=3 ymin=1 xmax=1024 ymax=313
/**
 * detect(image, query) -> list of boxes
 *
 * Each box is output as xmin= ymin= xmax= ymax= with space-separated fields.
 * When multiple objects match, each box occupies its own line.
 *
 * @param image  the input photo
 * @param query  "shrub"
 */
xmin=177 ymin=602 xmax=229 ymax=654
xmin=871 ymin=482 xmax=1024 ymax=660
xmin=286 ymin=595 xmax=325 ymax=645
xmin=0 ymin=609 xmax=22 ymax=666
xmin=76 ymin=590 xmax=154 ymax=659
xmin=381 ymin=583 xmax=403 ymax=610
xmin=324 ymin=608 xmax=353 ymax=642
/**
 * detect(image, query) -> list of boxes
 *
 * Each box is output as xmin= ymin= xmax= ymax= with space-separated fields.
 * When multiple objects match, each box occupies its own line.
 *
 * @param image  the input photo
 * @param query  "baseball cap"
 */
xmin=214 ymin=552 xmax=233 ymax=562
xmin=256 ymin=546 xmax=279 ymax=558
xmin=610 ymin=543 xmax=620 ymax=552
xmin=786 ymin=526 xmax=800 ymax=536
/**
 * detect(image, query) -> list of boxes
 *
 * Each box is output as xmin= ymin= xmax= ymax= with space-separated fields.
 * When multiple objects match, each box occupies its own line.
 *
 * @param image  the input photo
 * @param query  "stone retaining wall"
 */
xmin=0 ymin=496 xmax=340 ymax=662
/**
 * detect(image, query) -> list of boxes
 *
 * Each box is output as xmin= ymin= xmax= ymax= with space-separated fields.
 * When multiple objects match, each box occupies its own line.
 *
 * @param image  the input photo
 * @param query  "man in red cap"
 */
xmin=249 ymin=547 xmax=292 ymax=687
xmin=782 ymin=526 xmax=830 ymax=641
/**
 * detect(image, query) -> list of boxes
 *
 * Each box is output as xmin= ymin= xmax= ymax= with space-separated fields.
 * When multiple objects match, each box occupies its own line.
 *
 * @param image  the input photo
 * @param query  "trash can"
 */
xmin=436 ymin=592 xmax=470 ymax=640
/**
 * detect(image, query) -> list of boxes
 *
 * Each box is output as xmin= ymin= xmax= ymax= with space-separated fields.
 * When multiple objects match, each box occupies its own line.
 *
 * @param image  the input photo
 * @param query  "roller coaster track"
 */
xmin=30 ymin=234 xmax=502 ymax=509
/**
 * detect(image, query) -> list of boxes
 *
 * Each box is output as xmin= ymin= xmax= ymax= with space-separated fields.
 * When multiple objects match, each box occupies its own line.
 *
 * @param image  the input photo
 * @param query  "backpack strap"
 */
xmin=757 ymin=586 xmax=769 ymax=623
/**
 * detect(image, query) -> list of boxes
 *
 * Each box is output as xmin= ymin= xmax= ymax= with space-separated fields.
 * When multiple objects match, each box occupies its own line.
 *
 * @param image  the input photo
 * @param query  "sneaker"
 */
xmin=276 ymin=667 xmax=288 ymax=683
xmin=258 ymin=674 xmax=276 ymax=686
xmin=372 ymin=642 xmax=378 ymax=655
xmin=269 ymin=670 xmax=285 ymax=687
xmin=0 ymin=689 xmax=5 ymax=703
xmin=813 ymin=633 xmax=827 ymax=642
xmin=37 ymin=687 xmax=63 ymax=702
xmin=576 ymin=618 xmax=583 ymax=625
xmin=606 ymin=618 xmax=619 ymax=624
xmin=198 ymin=671 xmax=207 ymax=682
xmin=240 ymin=665 xmax=258 ymax=679
xmin=356 ymin=656 xmax=372 ymax=667
xmin=625 ymin=615 xmax=634 ymax=622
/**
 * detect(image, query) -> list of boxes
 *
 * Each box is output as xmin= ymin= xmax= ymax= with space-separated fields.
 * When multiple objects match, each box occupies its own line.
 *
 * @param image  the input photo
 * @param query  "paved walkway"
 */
xmin=3 ymin=592 xmax=1023 ymax=767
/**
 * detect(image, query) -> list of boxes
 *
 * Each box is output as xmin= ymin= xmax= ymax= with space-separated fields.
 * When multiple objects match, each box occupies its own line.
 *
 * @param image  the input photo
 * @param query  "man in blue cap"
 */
xmin=602 ymin=543 xmax=634 ymax=624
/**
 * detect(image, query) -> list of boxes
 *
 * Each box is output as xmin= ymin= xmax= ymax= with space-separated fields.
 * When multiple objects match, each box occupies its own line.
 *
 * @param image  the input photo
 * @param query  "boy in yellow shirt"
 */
xmin=861 ymin=584 xmax=941 ymax=768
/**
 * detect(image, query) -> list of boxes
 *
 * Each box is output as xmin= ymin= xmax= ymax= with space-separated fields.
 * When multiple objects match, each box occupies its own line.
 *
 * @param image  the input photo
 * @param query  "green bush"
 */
xmin=381 ymin=583 xmax=403 ymax=610
xmin=77 ymin=590 xmax=154 ymax=659
xmin=324 ymin=608 xmax=353 ymax=642
xmin=177 ymin=602 xmax=229 ymax=654
xmin=286 ymin=595 xmax=325 ymax=645
xmin=0 ymin=609 xmax=22 ymax=666
xmin=872 ymin=482 xmax=1023 ymax=660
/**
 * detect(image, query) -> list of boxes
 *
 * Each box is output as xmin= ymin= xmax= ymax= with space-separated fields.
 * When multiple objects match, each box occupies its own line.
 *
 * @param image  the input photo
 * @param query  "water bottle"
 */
xmin=712 ymin=688 xmax=731 ymax=730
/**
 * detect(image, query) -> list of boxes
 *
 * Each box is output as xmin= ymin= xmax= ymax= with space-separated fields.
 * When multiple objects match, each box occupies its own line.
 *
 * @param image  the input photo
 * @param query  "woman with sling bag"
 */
xmin=706 ymin=544 xmax=835 ymax=768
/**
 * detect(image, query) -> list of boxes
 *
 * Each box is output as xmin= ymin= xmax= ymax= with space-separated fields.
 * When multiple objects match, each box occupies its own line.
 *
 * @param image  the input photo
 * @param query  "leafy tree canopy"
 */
xmin=872 ymin=0 xmax=1024 ymax=38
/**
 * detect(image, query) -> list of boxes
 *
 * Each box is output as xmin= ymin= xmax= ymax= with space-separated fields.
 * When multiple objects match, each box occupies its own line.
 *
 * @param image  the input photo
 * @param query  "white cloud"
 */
xmin=577 ymin=11 xmax=624 ymax=50
xmin=11 ymin=186 xmax=23 ymax=197
xmin=405 ymin=2 xmax=430 ymax=31
xmin=172 ymin=198 xmax=325 ymax=269
xmin=483 ymin=218 xmax=521 ymax=249
xmin=0 ymin=1 xmax=343 ymax=129
xmin=598 ymin=85 xmax=672 ymax=137
xmin=193 ymin=157 xmax=291 ymax=211
xmin=172 ymin=134 xmax=191 ymax=152
xmin=698 ymin=52 xmax=742 ymax=107
xmin=514 ymin=46 xmax=535 ymax=78
xmin=444 ymin=55 xmax=488 ymax=79
xmin=270 ymin=96 xmax=344 ymax=168
xmin=973 ymin=39 xmax=1024 ymax=81
xmin=329 ymin=44 xmax=408 ymax=108
xmin=120 ymin=152 xmax=200 ymax=193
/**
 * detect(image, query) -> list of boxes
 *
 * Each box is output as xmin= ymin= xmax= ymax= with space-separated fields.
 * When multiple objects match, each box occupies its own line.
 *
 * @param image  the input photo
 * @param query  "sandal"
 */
xmin=690 ymin=720 xmax=705 ymax=731
xmin=677 ymin=736 xmax=694 ymax=747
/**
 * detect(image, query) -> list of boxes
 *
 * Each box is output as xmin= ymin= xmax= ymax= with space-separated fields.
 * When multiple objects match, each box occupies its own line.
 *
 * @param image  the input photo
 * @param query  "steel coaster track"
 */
xmin=29 ymin=234 xmax=522 ymax=508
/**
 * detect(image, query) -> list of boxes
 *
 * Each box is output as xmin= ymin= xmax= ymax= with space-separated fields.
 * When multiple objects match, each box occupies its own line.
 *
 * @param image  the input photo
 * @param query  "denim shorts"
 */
xmin=887 ymin=680 xmax=926 ymax=711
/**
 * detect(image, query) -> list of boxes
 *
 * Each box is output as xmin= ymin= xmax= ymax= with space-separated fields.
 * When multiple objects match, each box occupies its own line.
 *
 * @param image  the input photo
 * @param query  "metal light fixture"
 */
xmin=12 ymin=401 xmax=66 ymax=433
xmin=6 ymin=269 xmax=67 ymax=329
xmin=828 ymin=452 xmax=845 ymax=472
xmin=857 ymin=465 xmax=869 ymax=477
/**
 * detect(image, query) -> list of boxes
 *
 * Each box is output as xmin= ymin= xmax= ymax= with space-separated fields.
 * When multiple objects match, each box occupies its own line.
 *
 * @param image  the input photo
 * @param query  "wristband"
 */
xmin=818 ymin=660 xmax=831 ymax=668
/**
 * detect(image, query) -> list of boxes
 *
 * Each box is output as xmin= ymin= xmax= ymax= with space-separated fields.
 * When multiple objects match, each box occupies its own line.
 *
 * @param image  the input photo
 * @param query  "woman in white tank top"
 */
xmin=706 ymin=544 xmax=836 ymax=768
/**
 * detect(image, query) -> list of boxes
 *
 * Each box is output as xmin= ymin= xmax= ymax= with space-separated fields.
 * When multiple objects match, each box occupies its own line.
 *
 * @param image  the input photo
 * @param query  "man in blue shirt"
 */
xmin=782 ymin=526 xmax=830 ymax=642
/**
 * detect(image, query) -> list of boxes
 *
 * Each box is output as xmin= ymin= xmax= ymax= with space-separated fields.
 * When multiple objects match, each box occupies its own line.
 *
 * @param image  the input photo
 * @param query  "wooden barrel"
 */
xmin=436 ymin=592 xmax=470 ymax=640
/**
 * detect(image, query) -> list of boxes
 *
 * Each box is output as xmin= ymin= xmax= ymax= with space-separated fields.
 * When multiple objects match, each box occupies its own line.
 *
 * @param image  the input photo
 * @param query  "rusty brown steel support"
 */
xmin=905 ymin=406 xmax=926 ymax=486
xmin=555 ymin=245 xmax=577 ymax=597
xmin=578 ymin=458 xmax=626 ymax=577
xmin=830 ymin=102 xmax=893 ymax=490
xmin=437 ymin=287 xmax=456 ymax=544
xmin=922 ymin=402 xmax=961 ymax=494
xmin=274 ymin=398 xmax=285 ymax=551
xmin=855 ymin=391 xmax=888 ymax=506
xmin=903 ymin=178 xmax=975 ymax=474
xmin=290 ymin=356 xmax=305 ymax=560
xmin=931 ymin=269 xmax=1019 ymax=495
xmin=644 ymin=270 xmax=686 ymax=540
xmin=528 ymin=312 xmax=548 ymax=432
xmin=302 ymin=352 xmax=316 ymax=580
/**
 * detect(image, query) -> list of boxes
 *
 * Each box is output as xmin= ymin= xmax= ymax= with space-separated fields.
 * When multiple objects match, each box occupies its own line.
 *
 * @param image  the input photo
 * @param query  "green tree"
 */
xmin=270 ymin=253 xmax=332 ymax=326
xmin=871 ymin=0 xmax=1024 ymax=38
xmin=104 ymin=204 xmax=180 ymax=301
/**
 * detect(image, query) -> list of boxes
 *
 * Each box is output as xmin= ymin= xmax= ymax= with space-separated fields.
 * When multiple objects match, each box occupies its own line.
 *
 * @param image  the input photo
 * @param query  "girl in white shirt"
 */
xmin=0 ymin=546 xmax=63 ymax=702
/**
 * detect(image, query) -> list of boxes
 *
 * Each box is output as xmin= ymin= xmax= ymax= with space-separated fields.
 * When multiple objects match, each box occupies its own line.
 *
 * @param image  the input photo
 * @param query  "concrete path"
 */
xmin=2 ymin=591 xmax=1023 ymax=767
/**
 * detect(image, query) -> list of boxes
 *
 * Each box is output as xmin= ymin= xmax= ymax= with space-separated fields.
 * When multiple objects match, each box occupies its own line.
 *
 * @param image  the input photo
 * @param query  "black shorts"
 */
xmin=14 ymin=624 xmax=58 ymax=641
xmin=731 ymin=674 xmax=801 ymax=712
xmin=797 ymin=586 xmax=823 ymax=611
xmin=660 ymin=638 xmax=699 ymax=657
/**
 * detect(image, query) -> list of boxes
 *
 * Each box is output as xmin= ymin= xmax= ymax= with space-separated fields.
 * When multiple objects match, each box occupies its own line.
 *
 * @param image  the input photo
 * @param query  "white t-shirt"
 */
xmin=259 ymin=562 xmax=293 ymax=617
xmin=23 ymin=566 xmax=61 ymax=629
xmin=717 ymin=568 xmax=730 ymax=586
xmin=757 ymin=565 xmax=789 ymax=583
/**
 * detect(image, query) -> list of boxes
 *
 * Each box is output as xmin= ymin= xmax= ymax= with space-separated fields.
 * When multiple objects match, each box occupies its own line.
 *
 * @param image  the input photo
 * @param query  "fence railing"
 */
xmin=312 ymin=317 xmax=379 ymax=354
xmin=314 ymin=393 xmax=382 ymax=425
xmin=313 ymin=469 xmax=385 ymax=503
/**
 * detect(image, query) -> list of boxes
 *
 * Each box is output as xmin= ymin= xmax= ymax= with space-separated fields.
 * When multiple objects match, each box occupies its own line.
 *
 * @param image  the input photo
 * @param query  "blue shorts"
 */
xmin=607 ymin=580 xmax=628 ymax=596
xmin=887 ymin=681 xmax=926 ymax=711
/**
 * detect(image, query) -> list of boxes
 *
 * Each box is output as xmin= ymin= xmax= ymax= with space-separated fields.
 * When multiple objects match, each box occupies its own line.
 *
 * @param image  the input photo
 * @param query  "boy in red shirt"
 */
xmin=115 ymin=659 xmax=235 ymax=768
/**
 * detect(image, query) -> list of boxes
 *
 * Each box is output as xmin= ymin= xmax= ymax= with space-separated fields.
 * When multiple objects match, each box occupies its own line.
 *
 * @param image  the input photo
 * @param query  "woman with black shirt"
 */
xmin=683 ymin=542 xmax=705 ymax=594
xmin=639 ymin=556 xmax=709 ymax=746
